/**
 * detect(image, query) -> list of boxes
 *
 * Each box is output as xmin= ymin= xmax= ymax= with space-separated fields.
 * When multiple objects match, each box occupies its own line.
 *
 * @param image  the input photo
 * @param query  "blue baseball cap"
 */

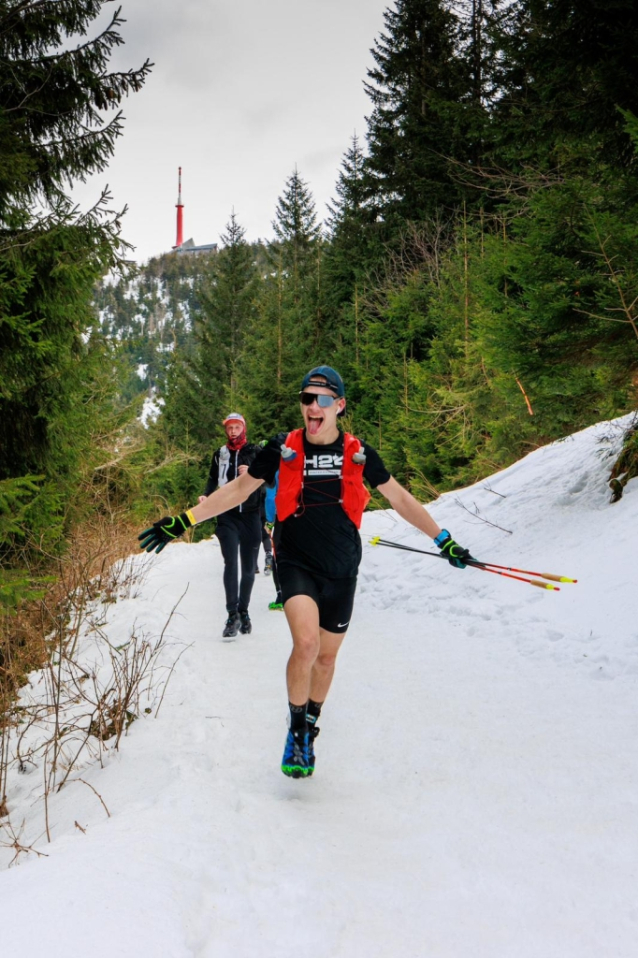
xmin=300 ymin=365 xmax=345 ymax=398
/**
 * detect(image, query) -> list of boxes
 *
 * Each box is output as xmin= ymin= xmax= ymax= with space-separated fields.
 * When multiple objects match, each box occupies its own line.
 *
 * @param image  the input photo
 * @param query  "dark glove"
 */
xmin=138 ymin=512 xmax=194 ymax=554
xmin=435 ymin=529 xmax=472 ymax=569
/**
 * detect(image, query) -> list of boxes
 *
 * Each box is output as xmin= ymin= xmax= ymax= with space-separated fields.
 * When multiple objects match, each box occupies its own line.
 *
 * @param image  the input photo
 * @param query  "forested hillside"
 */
xmin=3 ymin=0 xmax=638 ymax=692
xmin=93 ymin=252 xmax=219 ymax=404
xmin=99 ymin=0 xmax=638 ymax=504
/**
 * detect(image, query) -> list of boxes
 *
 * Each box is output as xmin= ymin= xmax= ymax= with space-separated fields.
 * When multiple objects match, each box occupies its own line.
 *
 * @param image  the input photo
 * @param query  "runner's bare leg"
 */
xmin=310 ymin=628 xmax=345 ymax=702
xmin=284 ymin=595 xmax=345 ymax=705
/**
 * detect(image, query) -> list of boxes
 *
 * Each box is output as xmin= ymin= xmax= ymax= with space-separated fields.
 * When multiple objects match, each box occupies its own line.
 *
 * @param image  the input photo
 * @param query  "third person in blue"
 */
xmin=140 ymin=367 xmax=473 ymax=778
xmin=263 ymin=470 xmax=283 ymax=610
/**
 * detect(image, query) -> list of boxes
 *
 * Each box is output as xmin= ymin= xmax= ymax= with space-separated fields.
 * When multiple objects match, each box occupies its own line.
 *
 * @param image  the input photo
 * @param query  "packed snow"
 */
xmin=1 ymin=415 xmax=637 ymax=957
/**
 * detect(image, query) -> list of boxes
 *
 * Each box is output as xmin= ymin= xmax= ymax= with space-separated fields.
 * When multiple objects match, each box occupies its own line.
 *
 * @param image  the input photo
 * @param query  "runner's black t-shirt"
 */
xmin=248 ymin=431 xmax=391 ymax=578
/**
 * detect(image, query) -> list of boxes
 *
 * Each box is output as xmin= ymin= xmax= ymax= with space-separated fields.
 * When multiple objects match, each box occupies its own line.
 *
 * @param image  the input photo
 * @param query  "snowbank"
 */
xmin=1 ymin=416 xmax=636 ymax=958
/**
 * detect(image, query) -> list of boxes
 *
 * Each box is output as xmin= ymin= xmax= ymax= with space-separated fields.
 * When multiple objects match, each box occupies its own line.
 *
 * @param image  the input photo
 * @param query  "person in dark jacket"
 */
xmin=200 ymin=412 xmax=262 ymax=638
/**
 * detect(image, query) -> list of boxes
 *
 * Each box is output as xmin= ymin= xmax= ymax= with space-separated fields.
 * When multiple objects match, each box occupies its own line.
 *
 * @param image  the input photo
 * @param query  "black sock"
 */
xmin=289 ymin=701 xmax=308 ymax=733
xmin=306 ymin=699 xmax=323 ymax=728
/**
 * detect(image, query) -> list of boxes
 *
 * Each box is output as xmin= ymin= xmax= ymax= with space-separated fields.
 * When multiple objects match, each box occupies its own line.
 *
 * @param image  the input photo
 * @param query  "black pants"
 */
xmin=260 ymin=523 xmax=272 ymax=554
xmin=255 ymin=522 xmax=273 ymax=572
xmin=272 ymin=552 xmax=282 ymax=602
xmin=215 ymin=511 xmax=261 ymax=614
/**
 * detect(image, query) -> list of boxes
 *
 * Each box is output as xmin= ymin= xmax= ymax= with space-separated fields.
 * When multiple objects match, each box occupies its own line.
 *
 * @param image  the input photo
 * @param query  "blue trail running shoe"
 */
xmin=307 ymin=720 xmax=320 ymax=776
xmin=281 ymin=728 xmax=310 ymax=778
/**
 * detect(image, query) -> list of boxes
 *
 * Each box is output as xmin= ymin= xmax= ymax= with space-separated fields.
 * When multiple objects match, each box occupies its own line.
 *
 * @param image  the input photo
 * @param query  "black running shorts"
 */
xmin=277 ymin=563 xmax=357 ymax=634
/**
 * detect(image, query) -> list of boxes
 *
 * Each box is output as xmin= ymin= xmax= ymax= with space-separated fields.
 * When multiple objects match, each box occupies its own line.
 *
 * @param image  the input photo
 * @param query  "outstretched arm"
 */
xmin=192 ymin=472 xmax=264 ymax=522
xmin=376 ymin=476 xmax=442 ymax=539
xmin=376 ymin=476 xmax=472 ymax=569
xmin=139 ymin=472 xmax=265 ymax=554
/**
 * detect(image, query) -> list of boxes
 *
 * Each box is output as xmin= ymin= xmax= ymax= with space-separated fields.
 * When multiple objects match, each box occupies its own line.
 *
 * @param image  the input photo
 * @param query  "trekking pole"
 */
xmin=464 ymin=559 xmax=577 ymax=584
xmin=466 ymin=564 xmax=562 ymax=590
xmin=369 ymin=537 xmax=575 ymax=592
xmin=369 ymin=536 xmax=445 ymax=561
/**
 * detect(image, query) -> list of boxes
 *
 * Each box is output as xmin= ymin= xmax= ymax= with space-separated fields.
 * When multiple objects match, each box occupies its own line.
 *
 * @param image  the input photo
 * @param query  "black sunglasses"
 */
xmin=299 ymin=391 xmax=339 ymax=407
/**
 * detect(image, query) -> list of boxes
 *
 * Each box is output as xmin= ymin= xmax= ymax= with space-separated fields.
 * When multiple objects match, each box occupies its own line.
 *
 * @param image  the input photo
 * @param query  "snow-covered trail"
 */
xmin=1 ymin=417 xmax=637 ymax=957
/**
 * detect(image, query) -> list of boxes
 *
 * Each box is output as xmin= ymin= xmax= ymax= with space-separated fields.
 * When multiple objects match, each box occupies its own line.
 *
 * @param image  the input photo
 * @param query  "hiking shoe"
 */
xmin=239 ymin=612 xmax=252 ymax=634
xmin=307 ymin=721 xmax=320 ymax=776
xmin=281 ymin=729 xmax=310 ymax=778
xmin=264 ymin=553 xmax=274 ymax=575
xmin=222 ymin=612 xmax=240 ymax=638
xmin=268 ymin=600 xmax=284 ymax=611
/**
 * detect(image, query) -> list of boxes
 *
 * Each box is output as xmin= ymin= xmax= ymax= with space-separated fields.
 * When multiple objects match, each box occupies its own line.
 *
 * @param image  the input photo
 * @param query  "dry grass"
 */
xmin=1 ymin=513 xmax=142 ymax=689
xmin=0 ymin=509 xmax=160 ymax=839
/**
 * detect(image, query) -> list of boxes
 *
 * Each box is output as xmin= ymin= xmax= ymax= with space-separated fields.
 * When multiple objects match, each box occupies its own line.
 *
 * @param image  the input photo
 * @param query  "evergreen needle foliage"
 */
xmin=0 ymin=1 xmax=150 ymax=625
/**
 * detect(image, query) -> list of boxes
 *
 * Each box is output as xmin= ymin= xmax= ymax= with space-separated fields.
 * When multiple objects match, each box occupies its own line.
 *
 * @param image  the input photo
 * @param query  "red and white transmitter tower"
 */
xmin=173 ymin=166 xmax=184 ymax=249
xmin=170 ymin=168 xmax=217 ymax=255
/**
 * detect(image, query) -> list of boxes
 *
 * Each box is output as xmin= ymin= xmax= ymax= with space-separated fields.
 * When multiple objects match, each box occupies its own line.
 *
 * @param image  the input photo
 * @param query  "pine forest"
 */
xmin=2 ymin=0 xmax=638 ymax=682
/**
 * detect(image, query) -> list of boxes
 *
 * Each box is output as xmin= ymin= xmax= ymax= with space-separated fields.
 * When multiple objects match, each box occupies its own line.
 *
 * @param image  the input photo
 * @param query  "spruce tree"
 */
xmin=474 ymin=176 xmax=638 ymax=441
xmin=323 ymin=137 xmax=373 ymax=387
xmin=363 ymin=0 xmax=473 ymax=226
xmin=236 ymin=169 xmax=326 ymax=436
xmin=456 ymin=0 xmax=502 ymax=109
xmin=0 ymin=1 xmax=151 ymax=215
xmin=0 ymin=1 xmax=150 ymax=554
xmin=326 ymin=136 xmax=367 ymax=237
xmin=325 ymin=135 xmax=378 ymax=306
xmin=493 ymin=0 xmax=638 ymax=170
xmin=161 ymin=213 xmax=259 ymax=452
xmin=272 ymin=166 xmax=324 ymax=360
xmin=199 ymin=212 xmax=257 ymax=404
xmin=272 ymin=167 xmax=321 ymax=283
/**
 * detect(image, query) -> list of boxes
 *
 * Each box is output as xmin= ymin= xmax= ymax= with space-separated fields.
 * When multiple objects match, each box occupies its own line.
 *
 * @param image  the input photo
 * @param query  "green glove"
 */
xmin=138 ymin=511 xmax=195 ymax=554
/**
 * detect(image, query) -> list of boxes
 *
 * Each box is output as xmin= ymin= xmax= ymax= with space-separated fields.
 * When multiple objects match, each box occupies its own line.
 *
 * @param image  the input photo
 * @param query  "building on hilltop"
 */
xmin=175 ymin=237 xmax=218 ymax=255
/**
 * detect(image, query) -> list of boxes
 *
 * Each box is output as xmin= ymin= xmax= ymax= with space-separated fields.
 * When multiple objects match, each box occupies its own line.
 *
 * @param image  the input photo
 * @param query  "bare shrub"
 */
xmin=1 ymin=515 xmax=187 ymax=858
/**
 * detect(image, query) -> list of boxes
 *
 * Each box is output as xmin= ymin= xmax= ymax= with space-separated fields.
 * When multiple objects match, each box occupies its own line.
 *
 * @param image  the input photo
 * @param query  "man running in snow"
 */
xmin=139 ymin=366 xmax=472 ymax=777
xmin=200 ymin=413 xmax=262 ymax=638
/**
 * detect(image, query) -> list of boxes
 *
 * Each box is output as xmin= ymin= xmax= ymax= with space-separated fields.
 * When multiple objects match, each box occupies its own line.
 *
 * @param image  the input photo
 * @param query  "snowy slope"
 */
xmin=0 ymin=415 xmax=636 ymax=958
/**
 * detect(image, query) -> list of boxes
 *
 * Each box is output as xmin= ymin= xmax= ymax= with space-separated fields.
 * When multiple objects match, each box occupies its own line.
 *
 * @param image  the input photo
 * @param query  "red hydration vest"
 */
xmin=275 ymin=428 xmax=371 ymax=528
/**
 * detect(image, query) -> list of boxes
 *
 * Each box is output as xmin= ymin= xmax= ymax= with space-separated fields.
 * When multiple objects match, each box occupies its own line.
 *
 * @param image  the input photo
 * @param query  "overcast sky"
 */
xmin=72 ymin=0 xmax=390 ymax=264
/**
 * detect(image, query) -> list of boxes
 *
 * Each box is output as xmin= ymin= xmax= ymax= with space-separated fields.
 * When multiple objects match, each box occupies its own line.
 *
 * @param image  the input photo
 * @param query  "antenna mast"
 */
xmin=174 ymin=166 xmax=184 ymax=248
